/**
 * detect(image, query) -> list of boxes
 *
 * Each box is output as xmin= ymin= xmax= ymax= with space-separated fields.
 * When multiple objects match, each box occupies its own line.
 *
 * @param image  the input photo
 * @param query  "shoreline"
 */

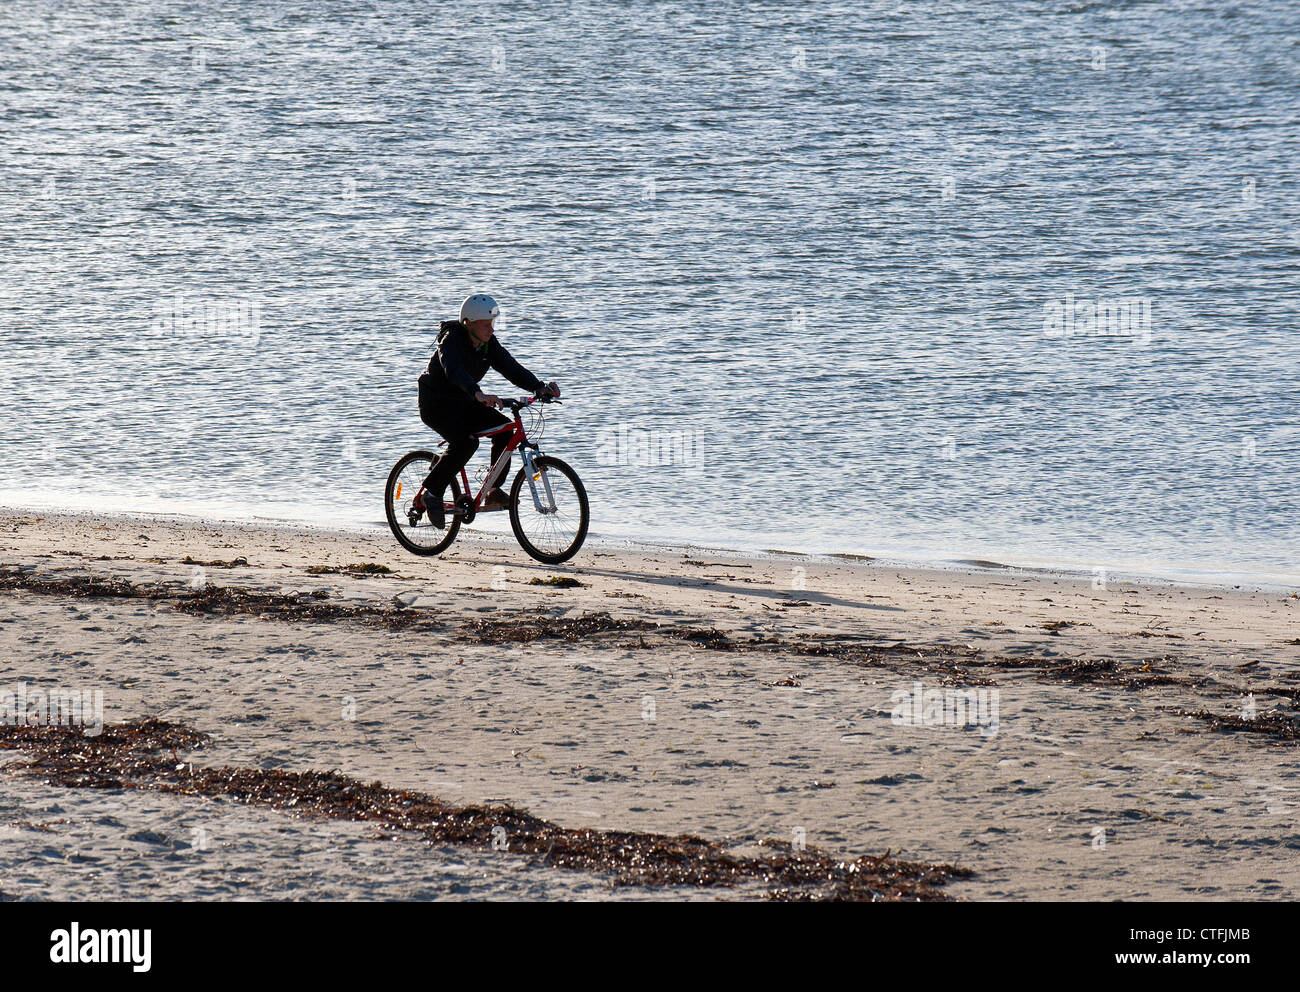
xmin=2 ymin=501 xmax=1295 ymax=595
xmin=3 ymin=507 xmax=1300 ymax=900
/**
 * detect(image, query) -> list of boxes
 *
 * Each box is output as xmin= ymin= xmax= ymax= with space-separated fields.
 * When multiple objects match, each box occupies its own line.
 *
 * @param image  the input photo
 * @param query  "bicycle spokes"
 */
xmin=387 ymin=454 xmax=457 ymax=553
xmin=510 ymin=458 xmax=588 ymax=563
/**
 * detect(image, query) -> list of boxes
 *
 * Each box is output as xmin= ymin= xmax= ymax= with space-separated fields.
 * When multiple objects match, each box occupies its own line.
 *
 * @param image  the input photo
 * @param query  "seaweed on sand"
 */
xmin=305 ymin=563 xmax=393 ymax=575
xmin=0 ymin=719 xmax=971 ymax=901
xmin=0 ymin=567 xmax=433 ymax=631
xmin=0 ymin=566 xmax=1248 ymax=717
xmin=462 ymin=611 xmax=656 ymax=644
xmin=526 ymin=576 xmax=586 ymax=588
xmin=1161 ymin=707 xmax=1300 ymax=745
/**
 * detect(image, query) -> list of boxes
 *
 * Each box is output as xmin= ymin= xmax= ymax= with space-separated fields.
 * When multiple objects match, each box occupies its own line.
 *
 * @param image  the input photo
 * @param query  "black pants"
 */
xmin=419 ymin=386 xmax=512 ymax=500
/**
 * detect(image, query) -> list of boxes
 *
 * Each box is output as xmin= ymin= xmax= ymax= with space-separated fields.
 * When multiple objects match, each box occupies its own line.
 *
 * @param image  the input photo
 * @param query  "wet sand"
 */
xmin=1 ymin=509 xmax=1298 ymax=900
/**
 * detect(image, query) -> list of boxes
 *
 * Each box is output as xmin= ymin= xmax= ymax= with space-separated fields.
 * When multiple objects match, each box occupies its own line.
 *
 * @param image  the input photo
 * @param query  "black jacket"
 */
xmin=420 ymin=320 xmax=544 ymax=401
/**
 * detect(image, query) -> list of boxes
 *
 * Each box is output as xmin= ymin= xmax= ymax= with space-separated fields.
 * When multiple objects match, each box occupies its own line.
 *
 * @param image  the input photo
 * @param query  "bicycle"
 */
xmin=384 ymin=394 xmax=589 ymax=564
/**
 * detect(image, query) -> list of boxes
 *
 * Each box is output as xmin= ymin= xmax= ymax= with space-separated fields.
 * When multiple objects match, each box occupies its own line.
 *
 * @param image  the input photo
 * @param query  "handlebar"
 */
xmin=503 ymin=394 xmax=561 ymax=412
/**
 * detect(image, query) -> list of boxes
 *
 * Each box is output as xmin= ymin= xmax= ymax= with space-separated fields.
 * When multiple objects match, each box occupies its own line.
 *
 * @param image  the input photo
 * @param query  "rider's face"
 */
xmin=466 ymin=317 xmax=495 ymax=343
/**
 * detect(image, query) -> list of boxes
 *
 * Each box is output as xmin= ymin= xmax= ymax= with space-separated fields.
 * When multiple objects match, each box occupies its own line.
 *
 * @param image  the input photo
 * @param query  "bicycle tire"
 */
xmin=385 ymin=450 xmax=461 ymax=556
xmin=508 ymin=455 xmax=589 ymax=564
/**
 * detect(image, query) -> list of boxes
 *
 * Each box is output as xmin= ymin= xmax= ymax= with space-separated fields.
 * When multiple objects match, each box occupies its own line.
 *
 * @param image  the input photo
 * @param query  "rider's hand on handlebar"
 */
xmin=475 ymin=391 xmax=502 ymax=409
xmin=541 ymin=382 xmax=561 ymax=399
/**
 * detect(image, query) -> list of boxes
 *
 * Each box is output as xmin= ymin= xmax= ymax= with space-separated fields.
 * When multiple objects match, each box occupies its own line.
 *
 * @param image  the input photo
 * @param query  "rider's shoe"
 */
xmin=415 ymin=488 xmax=445 ymax=529
xmin=484 ymin=487 xmax=510 ymax=510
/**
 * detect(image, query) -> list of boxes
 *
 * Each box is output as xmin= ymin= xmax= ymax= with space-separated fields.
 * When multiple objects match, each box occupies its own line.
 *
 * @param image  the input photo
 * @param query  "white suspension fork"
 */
xmin=520 ymin=448 xmax=557 ymax=514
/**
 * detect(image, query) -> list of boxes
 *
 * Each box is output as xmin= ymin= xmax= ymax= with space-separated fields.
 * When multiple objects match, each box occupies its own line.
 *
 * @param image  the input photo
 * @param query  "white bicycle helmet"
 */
xmin=460 ymin=294 xmax=500 ymax=324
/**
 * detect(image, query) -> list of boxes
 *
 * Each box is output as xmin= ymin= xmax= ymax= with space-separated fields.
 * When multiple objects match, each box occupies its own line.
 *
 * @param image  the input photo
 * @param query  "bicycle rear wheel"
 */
xmin=508 ymin=455 xmax=589 ymax=564
xmin=385 ymin=450 xmax=461 ymax=556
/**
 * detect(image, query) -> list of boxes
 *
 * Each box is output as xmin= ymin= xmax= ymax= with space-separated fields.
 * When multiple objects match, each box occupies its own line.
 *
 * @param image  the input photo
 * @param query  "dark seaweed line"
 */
xmin=1 ymin=565 xmax=1274 ymax=712
xmin=0 ymin=719 xmax=970 ymax=901
xmin=0 ymin=566 xmax=435 ymax=629
xmin=1158 ymin=707 xmax=1300 ymax=745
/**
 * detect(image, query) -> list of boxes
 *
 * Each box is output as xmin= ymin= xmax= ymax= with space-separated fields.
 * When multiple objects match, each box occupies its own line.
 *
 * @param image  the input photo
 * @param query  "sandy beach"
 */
xmin=2 ymin=508 xmax=1298 ymax=901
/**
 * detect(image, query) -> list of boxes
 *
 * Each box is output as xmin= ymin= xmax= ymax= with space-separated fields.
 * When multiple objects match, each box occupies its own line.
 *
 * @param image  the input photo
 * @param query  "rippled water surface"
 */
xmin=2 ymin=1 xmax=1298 ymax=582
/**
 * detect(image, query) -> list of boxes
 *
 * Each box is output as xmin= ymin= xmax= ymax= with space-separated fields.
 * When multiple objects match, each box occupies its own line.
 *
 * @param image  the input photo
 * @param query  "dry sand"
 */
xmin=2 ymin=509 xmax=1298 ymax=900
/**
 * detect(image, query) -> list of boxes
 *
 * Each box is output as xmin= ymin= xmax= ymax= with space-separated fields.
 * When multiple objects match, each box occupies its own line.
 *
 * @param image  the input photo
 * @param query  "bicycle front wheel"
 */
xmin=508 ymin=455 xmax=589 ymax=564
xmin=385 ymin=450 xmax=461 ymax=556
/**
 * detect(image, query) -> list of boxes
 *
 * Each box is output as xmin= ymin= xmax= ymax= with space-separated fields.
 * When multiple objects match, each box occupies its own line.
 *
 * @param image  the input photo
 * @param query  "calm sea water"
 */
xmin=2 ymin=2 xmax=1298 ymax=583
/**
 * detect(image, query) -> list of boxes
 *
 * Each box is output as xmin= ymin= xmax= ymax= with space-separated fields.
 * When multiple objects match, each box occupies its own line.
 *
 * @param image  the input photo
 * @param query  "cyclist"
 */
xmin=415 ymin=294 xmax=560 ymax=529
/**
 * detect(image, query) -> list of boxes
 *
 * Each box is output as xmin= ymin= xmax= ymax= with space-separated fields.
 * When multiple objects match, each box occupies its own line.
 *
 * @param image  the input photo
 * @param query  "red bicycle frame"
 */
xmin=428 ymin=399 xmax=542 ymax=513
xmin=452 ymin=416 xmax=526 ymax=511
